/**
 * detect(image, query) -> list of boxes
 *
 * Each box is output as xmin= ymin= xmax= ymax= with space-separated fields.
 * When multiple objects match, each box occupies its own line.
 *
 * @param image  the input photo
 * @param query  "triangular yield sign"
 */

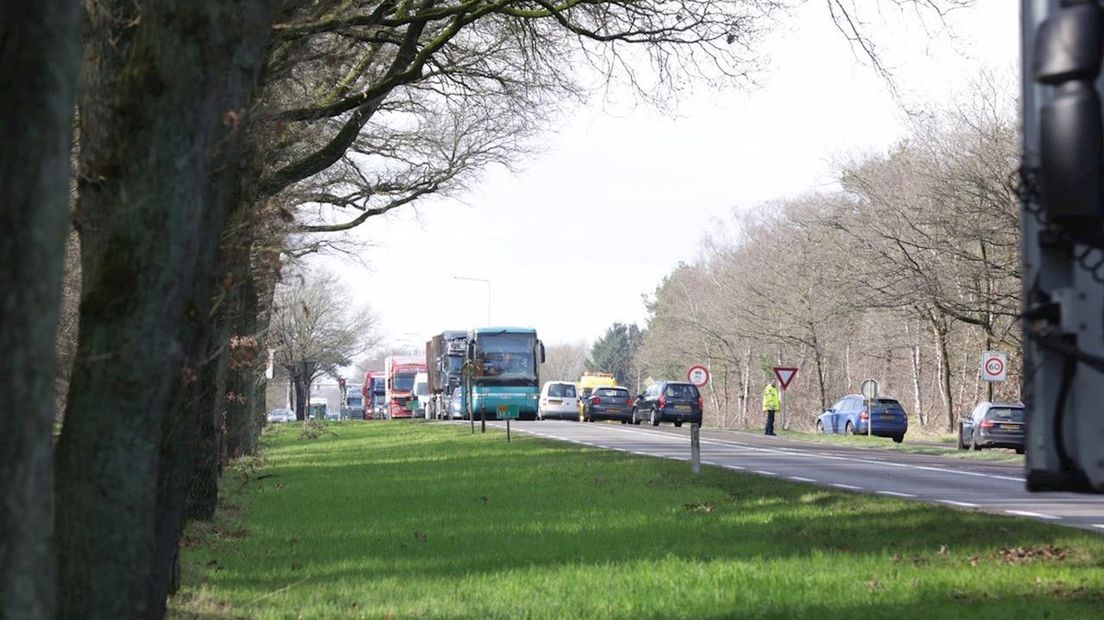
xmin=773 ymin=367 xmax=798 ymax=389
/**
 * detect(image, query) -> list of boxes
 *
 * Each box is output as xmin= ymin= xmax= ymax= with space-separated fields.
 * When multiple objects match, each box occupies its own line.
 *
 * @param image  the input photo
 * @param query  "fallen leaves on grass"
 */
xmin=683 ymin=502 xmax=715 ymax=513
xmin=998 ymin=545 xmax=1069 ymax=564
xmin=866 ymin=580 xmax=881 ymax=592
xmin=414 ymin=531 xmax=428 ymax=543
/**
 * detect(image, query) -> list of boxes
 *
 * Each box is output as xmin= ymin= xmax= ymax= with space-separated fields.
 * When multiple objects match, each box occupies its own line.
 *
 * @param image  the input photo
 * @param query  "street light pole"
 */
xmin=454 ymin=276 xmax=491 ymax=325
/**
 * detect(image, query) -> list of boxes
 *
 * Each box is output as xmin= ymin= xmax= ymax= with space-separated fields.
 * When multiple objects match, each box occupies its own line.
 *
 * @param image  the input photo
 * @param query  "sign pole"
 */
xmin=860 ymin=379 xmax=878 ymax=438
xmin=780 ymin=386 xmax=786 ymax=432
xmin=507 ymin=419 xmax=511 ymax=442
xmin=691 ymin=423 xmax=701 ymax=474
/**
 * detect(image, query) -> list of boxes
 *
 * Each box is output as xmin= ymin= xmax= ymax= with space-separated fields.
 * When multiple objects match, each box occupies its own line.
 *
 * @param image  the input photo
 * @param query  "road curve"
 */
xmin=480 ymin=419 xmax=1104 ymax=533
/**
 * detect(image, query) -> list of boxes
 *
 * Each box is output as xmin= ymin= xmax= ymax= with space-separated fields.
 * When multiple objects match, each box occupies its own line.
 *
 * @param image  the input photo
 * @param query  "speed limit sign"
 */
xmin=980 ymin=351 xmax=1007 ymax=382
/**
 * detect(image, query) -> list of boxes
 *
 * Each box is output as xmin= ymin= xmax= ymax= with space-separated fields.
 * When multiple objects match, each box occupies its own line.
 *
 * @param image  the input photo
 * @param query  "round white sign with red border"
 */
xmin=980 ymin=351 xmax=1007 ymax=382
xmin=687 ymin=365 xmax=710 ymax=387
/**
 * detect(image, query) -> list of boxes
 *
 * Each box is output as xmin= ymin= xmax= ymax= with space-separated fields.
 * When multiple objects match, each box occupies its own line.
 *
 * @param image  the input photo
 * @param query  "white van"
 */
xmin=538 ymin=381 xmax=578 ymax=420
xmin=412 ymin=372 xmax=430 ymax=418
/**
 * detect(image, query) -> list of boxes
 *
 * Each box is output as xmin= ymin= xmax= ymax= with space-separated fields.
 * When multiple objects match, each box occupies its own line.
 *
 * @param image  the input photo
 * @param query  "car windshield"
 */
xmin=446 ymin=355 xmax=464 ymax=374
xmin=595 ymin=388 xmax=629 ymax=398
xmin=986 ymin=407 xmax=1024 ymax=422
xmin=394 ymin=373 xmax=415 ymax=391
xmin=549 ymin=383 xmax=576 ymax=398
xmin=415 ymin=383 xmax=428 ymax=396
xmin=873 ymin=398 xmax=904 ymax=412
xmin=346 ymin=396 xmax=363 ymax=407
xmin=664 ymin=384 xmax=698 ymax=398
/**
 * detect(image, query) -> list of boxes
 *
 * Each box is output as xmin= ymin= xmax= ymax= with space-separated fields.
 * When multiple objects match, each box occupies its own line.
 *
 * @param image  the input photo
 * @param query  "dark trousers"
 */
xmin=764 ymin=410 xmax=776 ymax=435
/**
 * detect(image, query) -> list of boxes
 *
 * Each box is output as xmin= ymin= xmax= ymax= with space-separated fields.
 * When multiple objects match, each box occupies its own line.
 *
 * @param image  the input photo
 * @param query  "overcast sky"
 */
xmin=318 ymin=0 xmax=1019 ymax=355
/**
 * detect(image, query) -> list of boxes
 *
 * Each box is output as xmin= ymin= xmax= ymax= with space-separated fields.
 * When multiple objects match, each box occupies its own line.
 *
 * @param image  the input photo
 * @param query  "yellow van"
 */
xmin=576 ymin=372 xmax=618 ymax=421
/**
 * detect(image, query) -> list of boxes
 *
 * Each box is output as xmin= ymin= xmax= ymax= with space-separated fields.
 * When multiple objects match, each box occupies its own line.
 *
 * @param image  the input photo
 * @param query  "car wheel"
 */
xmin=956 ymin=423 xmax=967 ymax=450
xmin=674 ymin=421 xmax=683 ymax=428
xmin=971 ymin=439 xmax=981 ymax=451
xmin=845 ymin=421 xmax=854 ymax=435
xmin=1015 ymin=447 xmax=1025 ymax=455
xmin=815 ymin=420 xmax=824 ymax=434
xmin=892 ymin=434 xmax=904 ymax=444
xmin=650 ymin=408 xmax=660 ymax=427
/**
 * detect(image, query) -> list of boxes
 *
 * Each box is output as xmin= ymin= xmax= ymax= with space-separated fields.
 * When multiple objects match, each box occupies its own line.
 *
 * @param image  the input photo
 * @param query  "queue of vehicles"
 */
xmin=270 ymin=332 xmax=1021 ymax=455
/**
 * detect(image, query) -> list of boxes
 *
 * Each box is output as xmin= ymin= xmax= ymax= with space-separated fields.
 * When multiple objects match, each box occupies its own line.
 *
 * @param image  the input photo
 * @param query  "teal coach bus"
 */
xmin=466 ymin=326 xmax=545 ymax=421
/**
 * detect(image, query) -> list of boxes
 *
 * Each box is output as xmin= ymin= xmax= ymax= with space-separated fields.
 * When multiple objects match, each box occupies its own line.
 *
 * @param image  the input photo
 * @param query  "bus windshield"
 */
xmin=473 ymin=332 xmax=536 ymax=383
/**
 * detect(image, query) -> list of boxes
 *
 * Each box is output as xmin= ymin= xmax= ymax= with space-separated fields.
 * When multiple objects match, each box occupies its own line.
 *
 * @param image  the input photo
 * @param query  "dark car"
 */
xmin=583 ymin=386 xmax=634 ymax=423
xmin=959 ymin=402 xmax=1024 ymax=454
xmin=632 ymin=381 xmax=702 ymax=427
xmin=816 ymin=395 xmax=908 ymax=443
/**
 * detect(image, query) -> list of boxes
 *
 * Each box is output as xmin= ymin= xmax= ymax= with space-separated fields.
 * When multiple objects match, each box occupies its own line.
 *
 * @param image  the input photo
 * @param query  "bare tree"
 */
xmin=543 ymin=341 xmax=590 ymax=382
xmin=270 ymin=268 xmax=381 ymax=420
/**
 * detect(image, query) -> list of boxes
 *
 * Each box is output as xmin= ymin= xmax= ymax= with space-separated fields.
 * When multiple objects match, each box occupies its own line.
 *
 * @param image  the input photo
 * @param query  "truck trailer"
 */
xmin=426 ymin=330 xmax=468 ymax=419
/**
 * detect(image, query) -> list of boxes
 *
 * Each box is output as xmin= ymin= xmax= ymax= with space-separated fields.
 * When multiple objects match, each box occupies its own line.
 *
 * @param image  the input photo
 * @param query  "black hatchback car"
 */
xmin=959 ymin=402 xmax=1025 ymax=454
xmin=583 ymin=386 xmax=634 ymax=423
xmin=633 ymin=381 xmax=702 ymax=427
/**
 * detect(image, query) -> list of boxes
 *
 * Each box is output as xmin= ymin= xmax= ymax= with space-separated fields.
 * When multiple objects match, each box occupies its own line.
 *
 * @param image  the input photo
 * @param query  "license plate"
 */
xmin=999 ymin=423 xmax=1022 ymax=430
xmin=880 ymin=414 xmax=894 ymax=420
xmin=549 ymin=399 xmax=561 ymax=404
xmin=676 ymin=404 xmax=690 ymax=412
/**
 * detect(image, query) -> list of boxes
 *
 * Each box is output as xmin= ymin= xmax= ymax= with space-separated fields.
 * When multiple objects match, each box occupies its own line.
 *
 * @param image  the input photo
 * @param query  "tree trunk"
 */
xmin=0 ymin=1 xmax=79 ymax=617
xmin=929 ymin=313 xmax=955 ymax=432
xmin=911 ymin=341 xmax=925 ymax=426
xmin=740 ymin=345 xmax=751 ymax=428
xmin=185 ymin=328 xmax=230 ymax=522
xmin=845 ymin=343 xmax=852 ymax=391
xmin=293 ymin=372 xmax=309 ymax=421
xmin=53 ymin=2 xmax=274 ymax=616
xmin=226 ymin=269 xmax=261 ymax=459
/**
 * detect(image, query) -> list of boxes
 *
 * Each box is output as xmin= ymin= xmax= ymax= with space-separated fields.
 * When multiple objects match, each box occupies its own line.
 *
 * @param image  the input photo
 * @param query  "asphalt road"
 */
xmin=482 ymin=419 xmax=1104 ymax=533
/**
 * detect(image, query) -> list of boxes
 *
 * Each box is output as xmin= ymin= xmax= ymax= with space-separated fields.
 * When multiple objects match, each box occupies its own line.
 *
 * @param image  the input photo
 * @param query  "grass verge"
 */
xmin=171 ymin=422 xmax=1102 ymax=619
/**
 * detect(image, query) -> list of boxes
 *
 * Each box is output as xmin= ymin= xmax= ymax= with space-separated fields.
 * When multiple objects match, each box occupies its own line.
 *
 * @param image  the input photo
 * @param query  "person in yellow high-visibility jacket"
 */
xmin=762 ymin=381 xmax=780 ymax=436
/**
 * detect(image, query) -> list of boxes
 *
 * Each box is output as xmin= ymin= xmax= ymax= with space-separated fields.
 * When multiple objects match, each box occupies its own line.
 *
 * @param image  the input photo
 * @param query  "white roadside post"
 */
xmin=687 ymin=365 xmax=710 ymax=475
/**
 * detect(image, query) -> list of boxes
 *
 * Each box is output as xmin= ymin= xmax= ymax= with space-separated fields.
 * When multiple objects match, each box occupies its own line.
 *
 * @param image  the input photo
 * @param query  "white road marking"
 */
xmin=788 ymin=476 xmax=817 ymax=482
xmin=1093 ymin=524 xmax=1104 ymax=530
xmin=832 ymin=483 xmax=862 ymax=490
xmin=877 ymin=491 xmax=917 ymax=498
xmin=937 ymin=500 xmax=979 ymax=508
xmin=1005 ymin=510 xmax=1061 ymax=520
xmin=726 ymin=465 xmax=746 ymax=471
xmin=594 ymin=425 xmax=1027 ymax=483
xmin=753 ymin=470 xmax=777 ymax=476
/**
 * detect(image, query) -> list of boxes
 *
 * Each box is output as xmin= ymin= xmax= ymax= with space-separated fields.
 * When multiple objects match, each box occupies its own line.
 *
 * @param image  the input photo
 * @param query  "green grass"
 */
xmin=171 ymin=422 xmax=1104 ymax=619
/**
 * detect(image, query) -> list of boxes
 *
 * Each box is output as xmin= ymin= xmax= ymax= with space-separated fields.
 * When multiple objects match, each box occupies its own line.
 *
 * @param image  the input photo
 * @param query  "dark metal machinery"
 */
xmin=1021 ymin=0 xmax=1104 ymax=492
